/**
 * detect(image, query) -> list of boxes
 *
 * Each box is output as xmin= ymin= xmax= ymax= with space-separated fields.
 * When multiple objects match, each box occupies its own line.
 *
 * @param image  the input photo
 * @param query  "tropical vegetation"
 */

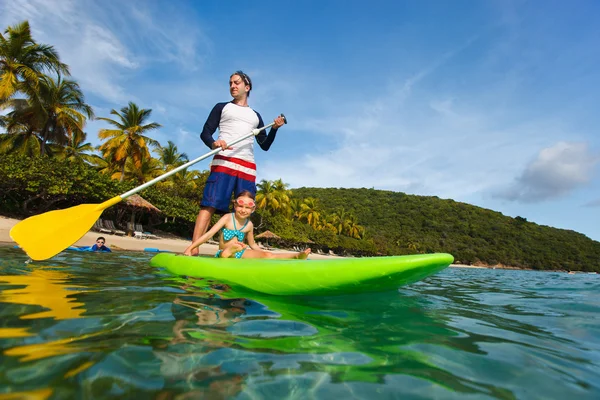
xmin=2 ymin=20 xmax=599 ymax=272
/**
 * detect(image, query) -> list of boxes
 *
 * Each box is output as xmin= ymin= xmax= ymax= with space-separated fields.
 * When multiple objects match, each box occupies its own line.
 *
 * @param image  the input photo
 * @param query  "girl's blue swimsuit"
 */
xmin=215 ymin=214 xmax=249 ymax=259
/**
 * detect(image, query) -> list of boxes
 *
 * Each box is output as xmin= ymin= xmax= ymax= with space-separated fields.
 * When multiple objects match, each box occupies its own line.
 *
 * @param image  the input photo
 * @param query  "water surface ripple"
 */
xmin=0 ymin=246 xmax=598 ymax=399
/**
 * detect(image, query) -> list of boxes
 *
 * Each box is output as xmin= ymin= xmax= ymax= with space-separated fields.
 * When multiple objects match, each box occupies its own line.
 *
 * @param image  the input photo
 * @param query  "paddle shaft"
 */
xmin=120 ymin=117 xmax=284 ymax=200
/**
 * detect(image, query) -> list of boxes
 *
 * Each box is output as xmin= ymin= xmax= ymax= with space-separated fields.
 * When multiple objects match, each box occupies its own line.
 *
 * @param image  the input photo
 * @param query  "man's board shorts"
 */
xmin=200 ymin=155 xmax=256 ymax=214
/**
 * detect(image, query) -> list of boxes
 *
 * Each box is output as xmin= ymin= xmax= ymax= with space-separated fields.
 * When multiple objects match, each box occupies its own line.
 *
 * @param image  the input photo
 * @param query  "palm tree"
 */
xmin=156 ymin=140 xmax=188 ymax=171
xmin=272 ymin=178 xmax=292 ymax=215
xmin=1 ymin=75 xmax=93 ymax=156
xmin=161 ymin=168 xmax=208 ymax=197
xmin=89 ymin=152 xmax=116 ymax=176
xmin=0 ymin=20 xmax=69 ymax=103
xmin=35 ymin=75 xmax=94 ymax=154
xmin=123 ymin=155 xmax=164 ymax=184
xmin=299 ymin=197 xmax=321 ymax=229
xmin=287 ymin=198 xmax=302 ymax=220
xmin=346 ymin=214 xmax=365 ymax=239
xmin=0 ymin=107 xmax=45 ymax=156
xmin=330 ymin=208 xmax=350 ymax=235
xmin=256 ymin=179 xmax=293 ymax=215
xmin=154 ymin=140 xmax=190 ymax=189
xmin=171 ymin=168 xmax=202 ymax=188
xmin=56 ymin=131 xmax=103 ymax=165
xmin=406 ymin=240 xmax=420 ymax=253
xmin=256 ymin=180 xmax=280 ymax=213
xmin=97 ymin=102 xmax=161 ymax=182
xmin=318 ymin=213 xmax=338 ymax=234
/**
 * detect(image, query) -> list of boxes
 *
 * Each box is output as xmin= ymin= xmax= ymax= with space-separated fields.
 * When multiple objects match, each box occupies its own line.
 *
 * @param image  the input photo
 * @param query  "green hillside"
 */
xmin=292 ymin=187 xmax=600 ymax=272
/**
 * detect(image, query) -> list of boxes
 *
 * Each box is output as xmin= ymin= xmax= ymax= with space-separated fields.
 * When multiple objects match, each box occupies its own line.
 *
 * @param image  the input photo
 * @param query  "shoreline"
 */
xmin=0 ymin=216 xmax=336 ymax=260
xmin=2 ymin=216 xmax=578 ymax=271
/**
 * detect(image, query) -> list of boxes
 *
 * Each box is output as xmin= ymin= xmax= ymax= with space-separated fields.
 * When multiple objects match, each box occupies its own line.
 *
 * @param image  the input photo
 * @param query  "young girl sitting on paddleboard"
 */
xmin=183 ymin=191 xmax=311 ymax=259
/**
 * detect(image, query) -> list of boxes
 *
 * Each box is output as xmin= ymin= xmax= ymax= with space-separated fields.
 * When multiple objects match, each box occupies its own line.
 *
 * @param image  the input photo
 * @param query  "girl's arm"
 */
xmin=183 ymin=214 xmax=229 ymax=255
xmin=245 ymin=224 xmax=262 ymax=251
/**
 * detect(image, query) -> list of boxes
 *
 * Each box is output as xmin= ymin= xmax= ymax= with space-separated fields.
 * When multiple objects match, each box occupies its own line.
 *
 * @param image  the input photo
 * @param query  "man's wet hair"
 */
xmin=230 ymin=70 xmax=252 ymax=96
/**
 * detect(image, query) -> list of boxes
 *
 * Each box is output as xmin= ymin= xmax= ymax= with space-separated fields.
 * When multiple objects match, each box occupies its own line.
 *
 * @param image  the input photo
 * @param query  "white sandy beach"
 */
xmin=0 ymin=215 xmax=336 ymax=259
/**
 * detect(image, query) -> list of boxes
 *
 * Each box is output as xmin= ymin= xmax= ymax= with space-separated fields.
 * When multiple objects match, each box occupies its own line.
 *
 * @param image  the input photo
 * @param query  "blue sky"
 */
xmin=2 ymin=0 xmax=599 ymax=241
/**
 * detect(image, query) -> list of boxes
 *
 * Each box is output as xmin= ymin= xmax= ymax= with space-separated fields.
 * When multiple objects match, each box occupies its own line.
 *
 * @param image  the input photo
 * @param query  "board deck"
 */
xmin=150 ymin=252 xmax=454 ymax=296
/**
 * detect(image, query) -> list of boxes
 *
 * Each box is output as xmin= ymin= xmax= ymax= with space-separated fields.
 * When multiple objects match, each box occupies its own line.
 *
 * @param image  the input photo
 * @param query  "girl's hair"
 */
xmin=236 ymin=190 xmax=255 ymax=200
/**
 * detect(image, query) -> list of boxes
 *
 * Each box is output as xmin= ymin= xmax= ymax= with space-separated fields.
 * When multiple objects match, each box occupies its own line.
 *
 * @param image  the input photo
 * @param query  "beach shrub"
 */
xmin=0 ymin=155 xmax=127 ymax=214
xmin=0 ymin=155 xmax=199 ymax=227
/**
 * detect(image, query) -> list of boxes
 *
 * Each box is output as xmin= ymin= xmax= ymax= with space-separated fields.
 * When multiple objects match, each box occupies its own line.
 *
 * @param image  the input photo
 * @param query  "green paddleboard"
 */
xmin=150 ymin=252 xmax=453 ymax=296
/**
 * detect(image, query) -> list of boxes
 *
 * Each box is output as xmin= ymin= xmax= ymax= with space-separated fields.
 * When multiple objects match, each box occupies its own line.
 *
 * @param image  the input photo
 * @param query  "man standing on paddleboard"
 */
xmin=190 ymin=71 xmax=285 ymax=255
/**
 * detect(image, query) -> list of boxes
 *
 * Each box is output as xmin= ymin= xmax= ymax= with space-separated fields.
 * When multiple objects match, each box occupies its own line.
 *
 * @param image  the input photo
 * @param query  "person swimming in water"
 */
xmin=90 ymin=237 xmax=111 ymax=252
xmin=183 ymin=190 xmax=311 ymax=260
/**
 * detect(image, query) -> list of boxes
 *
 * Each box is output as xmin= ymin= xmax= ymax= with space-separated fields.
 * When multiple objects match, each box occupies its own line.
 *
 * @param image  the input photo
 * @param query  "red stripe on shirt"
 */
xmin=213 ymin=154 xmax=256 ymax=170
xmin=211 ymin=166 xmax=256 ymax=182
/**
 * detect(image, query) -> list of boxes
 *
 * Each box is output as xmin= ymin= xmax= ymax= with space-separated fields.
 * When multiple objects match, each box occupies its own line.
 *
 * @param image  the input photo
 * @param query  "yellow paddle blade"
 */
xmin=10 ymin=196 xmax=122 ymax=261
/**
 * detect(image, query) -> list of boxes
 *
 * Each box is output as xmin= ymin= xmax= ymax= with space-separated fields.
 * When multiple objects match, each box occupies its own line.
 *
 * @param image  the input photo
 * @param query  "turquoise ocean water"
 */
xmin=0 ymin=245 xmax=599 ymax=399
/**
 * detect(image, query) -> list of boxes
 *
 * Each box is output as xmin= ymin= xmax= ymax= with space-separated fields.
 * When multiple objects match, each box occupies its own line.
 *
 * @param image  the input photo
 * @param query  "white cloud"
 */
xmin=493 ymin=142 xmax=598 ymax=202
xmin=0 ymin=0 xmax=209 ymax=104
xmin=258 ymin=63 xmax=572 ymax=201
xmin=0 ymin=0 xmax=137 ymax=103
xmin=177 ymin=127 xmax=192 ymax=138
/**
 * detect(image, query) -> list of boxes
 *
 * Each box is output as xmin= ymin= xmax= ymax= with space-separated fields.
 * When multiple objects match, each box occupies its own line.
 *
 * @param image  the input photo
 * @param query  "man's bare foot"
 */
xmin=297 ymin=248 xmax=311 ymax=259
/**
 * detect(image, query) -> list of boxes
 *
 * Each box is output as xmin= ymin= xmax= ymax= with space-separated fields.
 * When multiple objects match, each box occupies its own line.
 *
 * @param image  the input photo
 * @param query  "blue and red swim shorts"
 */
xmin=200 ymin=155 xmax=257 ymax=213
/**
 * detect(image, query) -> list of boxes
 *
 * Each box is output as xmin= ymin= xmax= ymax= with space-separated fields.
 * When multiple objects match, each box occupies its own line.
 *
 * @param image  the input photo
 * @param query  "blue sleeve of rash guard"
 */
xmin=254 ymin=111 xmax=278 ymax=151
xmin=200 ymin=102 xmax=227 ymax=149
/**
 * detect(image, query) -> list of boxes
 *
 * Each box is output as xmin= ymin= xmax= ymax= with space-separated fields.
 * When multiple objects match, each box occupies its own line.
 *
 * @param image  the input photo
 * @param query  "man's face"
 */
xmin=229 ymin=74 xmax=249 ymax=99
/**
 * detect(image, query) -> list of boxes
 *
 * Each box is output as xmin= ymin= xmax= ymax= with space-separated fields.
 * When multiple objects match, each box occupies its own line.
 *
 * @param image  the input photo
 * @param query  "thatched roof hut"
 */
xmin=255 ymin=230 xmax=281 ymax=240
xmin=122 ymin=194 xmax=161 ymax=234
xmin=124 ymin=194 xmax=161 ymax=212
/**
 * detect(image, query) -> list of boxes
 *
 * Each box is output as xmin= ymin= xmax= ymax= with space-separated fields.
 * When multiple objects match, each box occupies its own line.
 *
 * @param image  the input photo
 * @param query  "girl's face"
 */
xmin=234 ymin=196 xmax=255 ymax=217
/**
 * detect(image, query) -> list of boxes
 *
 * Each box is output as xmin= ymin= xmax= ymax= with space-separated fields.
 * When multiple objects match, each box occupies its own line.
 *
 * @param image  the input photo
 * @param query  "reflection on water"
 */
xmin=0 ymin=268 xmax=86 ymax=321
xmin=0 ymin=246 xmax=599 ymax=399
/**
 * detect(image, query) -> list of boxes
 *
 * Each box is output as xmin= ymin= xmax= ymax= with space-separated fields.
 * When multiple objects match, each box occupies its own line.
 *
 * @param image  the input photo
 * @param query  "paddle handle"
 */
xmin=120 ymin=116 xmax=286 ymax=199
